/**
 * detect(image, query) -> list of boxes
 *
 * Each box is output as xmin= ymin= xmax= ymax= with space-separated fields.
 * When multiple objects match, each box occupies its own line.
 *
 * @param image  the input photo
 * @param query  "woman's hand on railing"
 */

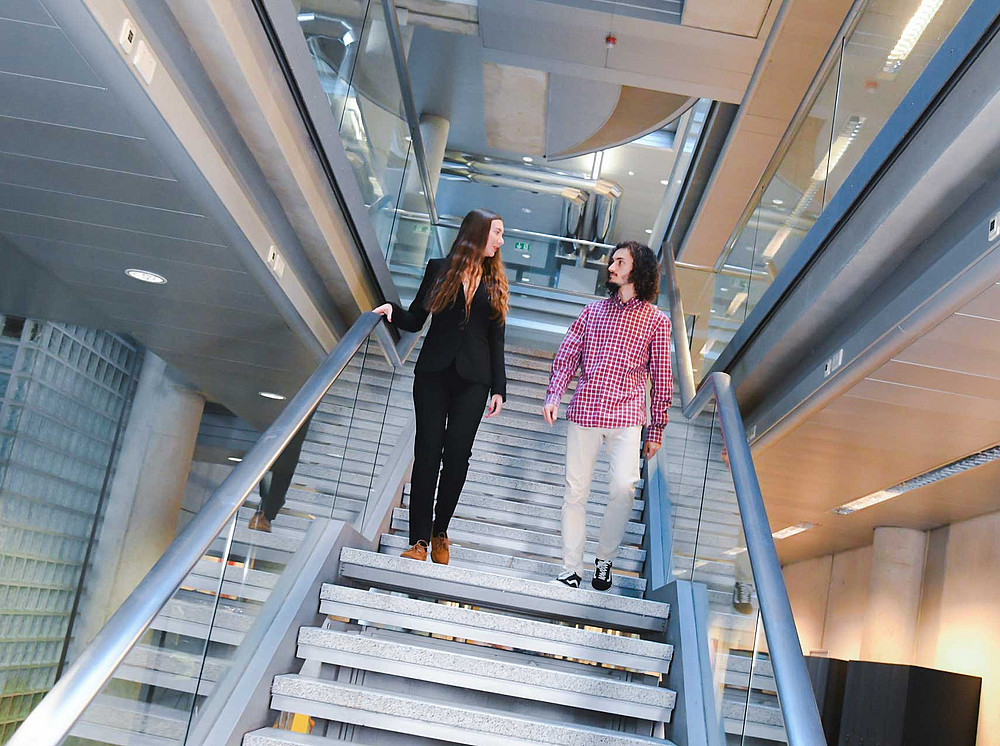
xmin=373 ymin=303 xmax=393 ymax=322
xmin=485 ymin=394 xmax=504 ymax=418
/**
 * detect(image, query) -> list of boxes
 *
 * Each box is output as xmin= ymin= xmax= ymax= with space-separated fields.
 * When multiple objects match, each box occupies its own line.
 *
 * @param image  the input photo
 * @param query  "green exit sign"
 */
xmin=514 ymin=241 xmax=531 ymax=252
xmin=412 ymin=223 xmax=431 ymax=235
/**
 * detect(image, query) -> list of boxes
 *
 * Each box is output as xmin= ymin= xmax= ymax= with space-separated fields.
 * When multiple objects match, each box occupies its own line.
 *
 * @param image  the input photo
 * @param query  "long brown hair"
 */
xmin=426 ymin=208 xmax=509 ymax=321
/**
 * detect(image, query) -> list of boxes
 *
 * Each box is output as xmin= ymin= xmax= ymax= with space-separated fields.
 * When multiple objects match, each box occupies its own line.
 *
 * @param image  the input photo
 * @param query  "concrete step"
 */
xmin=389 ymin=512 xmax=645 ymax=571
xmin=459 ymin=472 xmax=644 ymax=513
xmin=116 ymin=644 xmax=226 ymax=696
xmin=264 ymin=677 xmax=676 ymax=745
xmin=378 ymin=533 xmax=646 ymax=597
xmin=73 ymin=694 xmax=188 ymax=745
xmin=320 ymin=584 xmax=672 ymax=672
xmin=149 ymin=590 xmax=256 ymax=645
xmin=336 ymin=548 xmax=667 ymax=633
xmin=296 ymin=627 xmax=675 ymax=721
xmin=401 ymin=491 xmax=645 ymax=542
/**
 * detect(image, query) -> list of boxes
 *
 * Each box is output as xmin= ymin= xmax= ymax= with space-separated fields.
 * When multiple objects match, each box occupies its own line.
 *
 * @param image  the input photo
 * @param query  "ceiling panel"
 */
xmin=0 ymin=17 xmax=101 ymax=85
xmin=0 ymin=73 xmax=145 ymax=136
xmin=0 ymin=116 xmax=174 ymax=177
xmin=0 ymin=0 xmax=56 ymax=26
xmin=0 ymin=210 xmax=242 ymax=269
xmin=0 ymin=185 xmax=224 ymax=245
xmin=0 ymin=153 xmax=199 ymax=214
xmin=870 ymin=359 xmax=1000 ymax=400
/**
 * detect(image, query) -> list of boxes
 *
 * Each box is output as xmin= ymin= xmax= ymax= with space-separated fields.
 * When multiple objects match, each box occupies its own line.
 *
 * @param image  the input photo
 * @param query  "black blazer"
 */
xmin=390 ymin=258 xmax=507 ymax=400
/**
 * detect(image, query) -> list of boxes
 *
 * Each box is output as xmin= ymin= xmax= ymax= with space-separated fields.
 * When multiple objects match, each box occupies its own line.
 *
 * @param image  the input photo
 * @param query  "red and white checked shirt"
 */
xmin=545 ymin=295 xmax=673 ymax=443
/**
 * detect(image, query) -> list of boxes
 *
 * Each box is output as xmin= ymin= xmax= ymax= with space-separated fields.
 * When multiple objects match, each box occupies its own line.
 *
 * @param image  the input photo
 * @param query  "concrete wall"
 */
xmin=783 ymin=510 xmax=1000 ymax=744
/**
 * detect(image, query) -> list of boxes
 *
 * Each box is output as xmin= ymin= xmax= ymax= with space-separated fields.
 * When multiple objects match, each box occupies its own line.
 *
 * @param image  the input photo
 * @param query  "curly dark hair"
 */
xmin=606 ymin=240 xmax=660 ymax=302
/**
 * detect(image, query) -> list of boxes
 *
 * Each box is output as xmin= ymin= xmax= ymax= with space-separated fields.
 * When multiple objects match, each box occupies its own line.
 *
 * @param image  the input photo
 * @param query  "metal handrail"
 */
xmin=661 ymin=249 xmax=826 ymax=745
xmin=10 ymin=312 xmax=389 ymax=746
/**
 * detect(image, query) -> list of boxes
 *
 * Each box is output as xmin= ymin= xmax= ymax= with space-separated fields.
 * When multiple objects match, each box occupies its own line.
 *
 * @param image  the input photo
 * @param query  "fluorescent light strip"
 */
xmin=772 ymin=522 xmax=817 ymax=540
xmin=882 ymin=0 xmax=946 ymax=75
xmin=833 ymin=443 xmax=1000 ymax=515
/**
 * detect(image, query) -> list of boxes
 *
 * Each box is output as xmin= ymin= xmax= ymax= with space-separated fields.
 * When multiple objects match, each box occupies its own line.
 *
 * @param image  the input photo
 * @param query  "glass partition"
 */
xmin=660 ymin=402 xmax=789 ymax=744
xmin=62 ymin=335 xmax=407 ymax=745
xmin=702 ymin=0 xmax=975 ymax=381
xmin=293 ymin=0 xmax=440 ymax=264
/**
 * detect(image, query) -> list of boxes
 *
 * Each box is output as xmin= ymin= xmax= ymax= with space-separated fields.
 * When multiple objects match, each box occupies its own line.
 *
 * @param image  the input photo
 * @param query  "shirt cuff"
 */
xmin=645 ymin=425 xmax=664 ymax=445
xmin=544 ymin=391 xmax=562 ymax=407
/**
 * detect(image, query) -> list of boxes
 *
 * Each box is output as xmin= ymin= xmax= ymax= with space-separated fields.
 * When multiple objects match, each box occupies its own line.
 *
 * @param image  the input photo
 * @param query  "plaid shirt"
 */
xmin=545 ymin=296 xmax=673 ymax=443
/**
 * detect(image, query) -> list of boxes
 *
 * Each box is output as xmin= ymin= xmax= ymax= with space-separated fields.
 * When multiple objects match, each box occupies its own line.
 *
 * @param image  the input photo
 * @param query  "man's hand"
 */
xmin=485 ymin=394 xmax=504 ymax=418
xmin=542 ymin=402 xmax=558 ymax=426
xmin=643 ymin=441 xmax=661 ymax=460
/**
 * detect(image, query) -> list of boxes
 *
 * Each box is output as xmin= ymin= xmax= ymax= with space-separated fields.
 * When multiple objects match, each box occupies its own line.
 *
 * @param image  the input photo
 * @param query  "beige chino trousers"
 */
xmin=561 ymin=421 xmax=642 ymax=577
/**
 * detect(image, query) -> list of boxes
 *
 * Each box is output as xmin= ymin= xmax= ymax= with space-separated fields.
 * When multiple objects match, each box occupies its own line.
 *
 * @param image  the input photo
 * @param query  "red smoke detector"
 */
xmin=605 ymin=33 xmax=617 ymax=48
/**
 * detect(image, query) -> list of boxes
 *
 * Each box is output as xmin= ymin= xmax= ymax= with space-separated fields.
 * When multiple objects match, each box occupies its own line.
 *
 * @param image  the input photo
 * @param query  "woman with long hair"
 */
xmin=374 ymin=208 xmax=509 ymax=564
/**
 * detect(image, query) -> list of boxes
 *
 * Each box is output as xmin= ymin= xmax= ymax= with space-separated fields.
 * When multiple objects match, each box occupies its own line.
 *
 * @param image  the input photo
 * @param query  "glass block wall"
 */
xmin=0 ymin=315 xmax=140 ymax=742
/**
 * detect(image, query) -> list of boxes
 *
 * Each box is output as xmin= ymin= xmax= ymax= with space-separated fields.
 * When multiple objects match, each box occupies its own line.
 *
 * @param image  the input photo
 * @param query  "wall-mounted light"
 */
xmin=125 ymin=268 xmax=167 ymax=284
xmin=660 ymin=179 xmax=669 ymax=186
xmin=521 ymin=156 xmax=534 ymax=163
xmin=258 ymin=391 xmax=286 ymax=401
xmin=227 ymin=457 xmax=243 ymax=463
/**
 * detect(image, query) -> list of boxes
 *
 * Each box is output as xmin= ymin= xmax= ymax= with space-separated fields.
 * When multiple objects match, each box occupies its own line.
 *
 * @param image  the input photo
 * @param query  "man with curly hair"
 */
xmin=543 ymin=241 xmax=672 ymax=591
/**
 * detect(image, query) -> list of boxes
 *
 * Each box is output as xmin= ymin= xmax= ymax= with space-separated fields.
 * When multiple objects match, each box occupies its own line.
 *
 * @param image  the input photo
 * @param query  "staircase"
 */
xmin=68 ymin=341 xmax=787 ymax=745
xmin=239 ymin=345 xmax=680 ymax=744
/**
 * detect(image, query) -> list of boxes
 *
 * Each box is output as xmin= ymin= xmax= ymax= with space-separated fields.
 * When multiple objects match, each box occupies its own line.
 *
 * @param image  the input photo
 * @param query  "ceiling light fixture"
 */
xmin=628 ymin=170 xmax=635 ymax=176
xmin=125 ymin=268 xmax=167 ymax=284
xmin=258 ymin=391 xmax=286 ymax=401
xmin=772 ymin=522 xmax=816 ymax=540
xmin=882 ymin=0 xmax=945 ymax=76
xmin=832 ymin=443 xmax=1000 ymax=515
xmin=522 ymin=156 xmax=534 ymax=163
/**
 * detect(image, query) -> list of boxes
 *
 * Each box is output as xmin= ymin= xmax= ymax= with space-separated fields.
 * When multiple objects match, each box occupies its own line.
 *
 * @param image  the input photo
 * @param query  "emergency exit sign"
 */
xmin=514 ymin=241 xmax=530 ymax=252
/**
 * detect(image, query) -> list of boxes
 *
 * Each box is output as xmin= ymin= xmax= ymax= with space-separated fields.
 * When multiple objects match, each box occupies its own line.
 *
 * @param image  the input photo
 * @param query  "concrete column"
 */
xmin=403 ymin=114 xmax=450 ymax=210
xmin=859 ymin=526 xmax=927 ymax=665
xmin=73 ymin=353 xmax=205 ymax=651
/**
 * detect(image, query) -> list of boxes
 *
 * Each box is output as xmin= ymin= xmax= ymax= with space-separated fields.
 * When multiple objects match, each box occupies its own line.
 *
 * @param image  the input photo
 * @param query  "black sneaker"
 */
xmin=552 ymin=570 xmax=582 ymax=588
xmin=592 ymin=558 xmax=613 ymax=591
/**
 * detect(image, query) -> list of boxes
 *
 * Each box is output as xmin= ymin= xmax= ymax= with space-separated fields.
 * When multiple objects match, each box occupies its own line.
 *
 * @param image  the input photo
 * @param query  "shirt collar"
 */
xmin=611 ymin=293 xmax=642 ymax=310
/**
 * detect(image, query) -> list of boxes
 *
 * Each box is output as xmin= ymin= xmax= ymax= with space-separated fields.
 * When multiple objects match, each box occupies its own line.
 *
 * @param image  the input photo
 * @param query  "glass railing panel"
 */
xmin=711 ymin=0 xmax=979 ymax=374
xmin=61 ymin=331 xmax=404 ymax=745
xmin=824 ymin=0 xmax=975 ymax=202
xmin=667 ymin=404 xmax=788 ymax=744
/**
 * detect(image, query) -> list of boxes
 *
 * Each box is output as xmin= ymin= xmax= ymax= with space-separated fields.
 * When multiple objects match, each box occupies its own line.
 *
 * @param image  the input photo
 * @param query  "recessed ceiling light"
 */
xmin=522 ymin=156 xmax=533 ymax=163
xmin=628 ymin=170 xmax=635 ymax=176
xmin=772 ymin=522 xmax=817 ymax=540
xmin=644 ymin=229 xmax=653 ymax=234
xmin=771 ymin=198 xmax=784 ymax=205
xmin=227 ymin=456 xmax=243 ymax=463
xmin=521 ymin=208 xmax=532 ymax=214
xmin=125 ymin=268 xmax=167 ymax=284
xmin=660 ymin=179 xmax=669 ymax=186
xmin=258 ymin=391 xmax=286 ymax=401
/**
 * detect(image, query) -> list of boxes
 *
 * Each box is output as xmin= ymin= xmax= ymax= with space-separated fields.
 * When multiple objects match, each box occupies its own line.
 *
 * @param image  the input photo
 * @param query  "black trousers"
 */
xmin=409 ymin=363 xmax=490 ymax=544
xmin=258 ymin=413 xmax=312 ymax=521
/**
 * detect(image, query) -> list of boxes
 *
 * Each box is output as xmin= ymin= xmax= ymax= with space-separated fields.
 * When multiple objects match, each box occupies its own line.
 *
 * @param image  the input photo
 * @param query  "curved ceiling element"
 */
xmin=549 ymin=86 xmax=696 ymax=159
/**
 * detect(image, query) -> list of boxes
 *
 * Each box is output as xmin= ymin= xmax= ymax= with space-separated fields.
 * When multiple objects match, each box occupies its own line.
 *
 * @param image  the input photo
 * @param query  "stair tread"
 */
xmin=320 ymin=584 xmax=672 ymax=666
xmin=337 ymin=548 xmax=665 ymax=626
xmin=378 ymin=534 xmax=646 ymax=593
xmin=268 ymin=676 xmax=676 ymax=745
xmin=297 ymin=627 xmax=675 ymax=709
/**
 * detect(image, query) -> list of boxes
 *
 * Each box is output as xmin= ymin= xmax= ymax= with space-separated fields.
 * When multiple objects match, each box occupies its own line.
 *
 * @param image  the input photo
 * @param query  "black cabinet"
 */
xmin=831 ymin=661 xmax=980 ymax=746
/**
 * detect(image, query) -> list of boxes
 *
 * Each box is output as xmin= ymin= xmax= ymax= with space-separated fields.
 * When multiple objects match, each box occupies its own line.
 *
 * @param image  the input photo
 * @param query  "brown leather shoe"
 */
xmin=248 ymin=512 xmax=272 ymax=533
xmin=431 ymin=533 xmax=450 ymax=565
xmin=400 ymin=540 xmax=428 ymax=561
